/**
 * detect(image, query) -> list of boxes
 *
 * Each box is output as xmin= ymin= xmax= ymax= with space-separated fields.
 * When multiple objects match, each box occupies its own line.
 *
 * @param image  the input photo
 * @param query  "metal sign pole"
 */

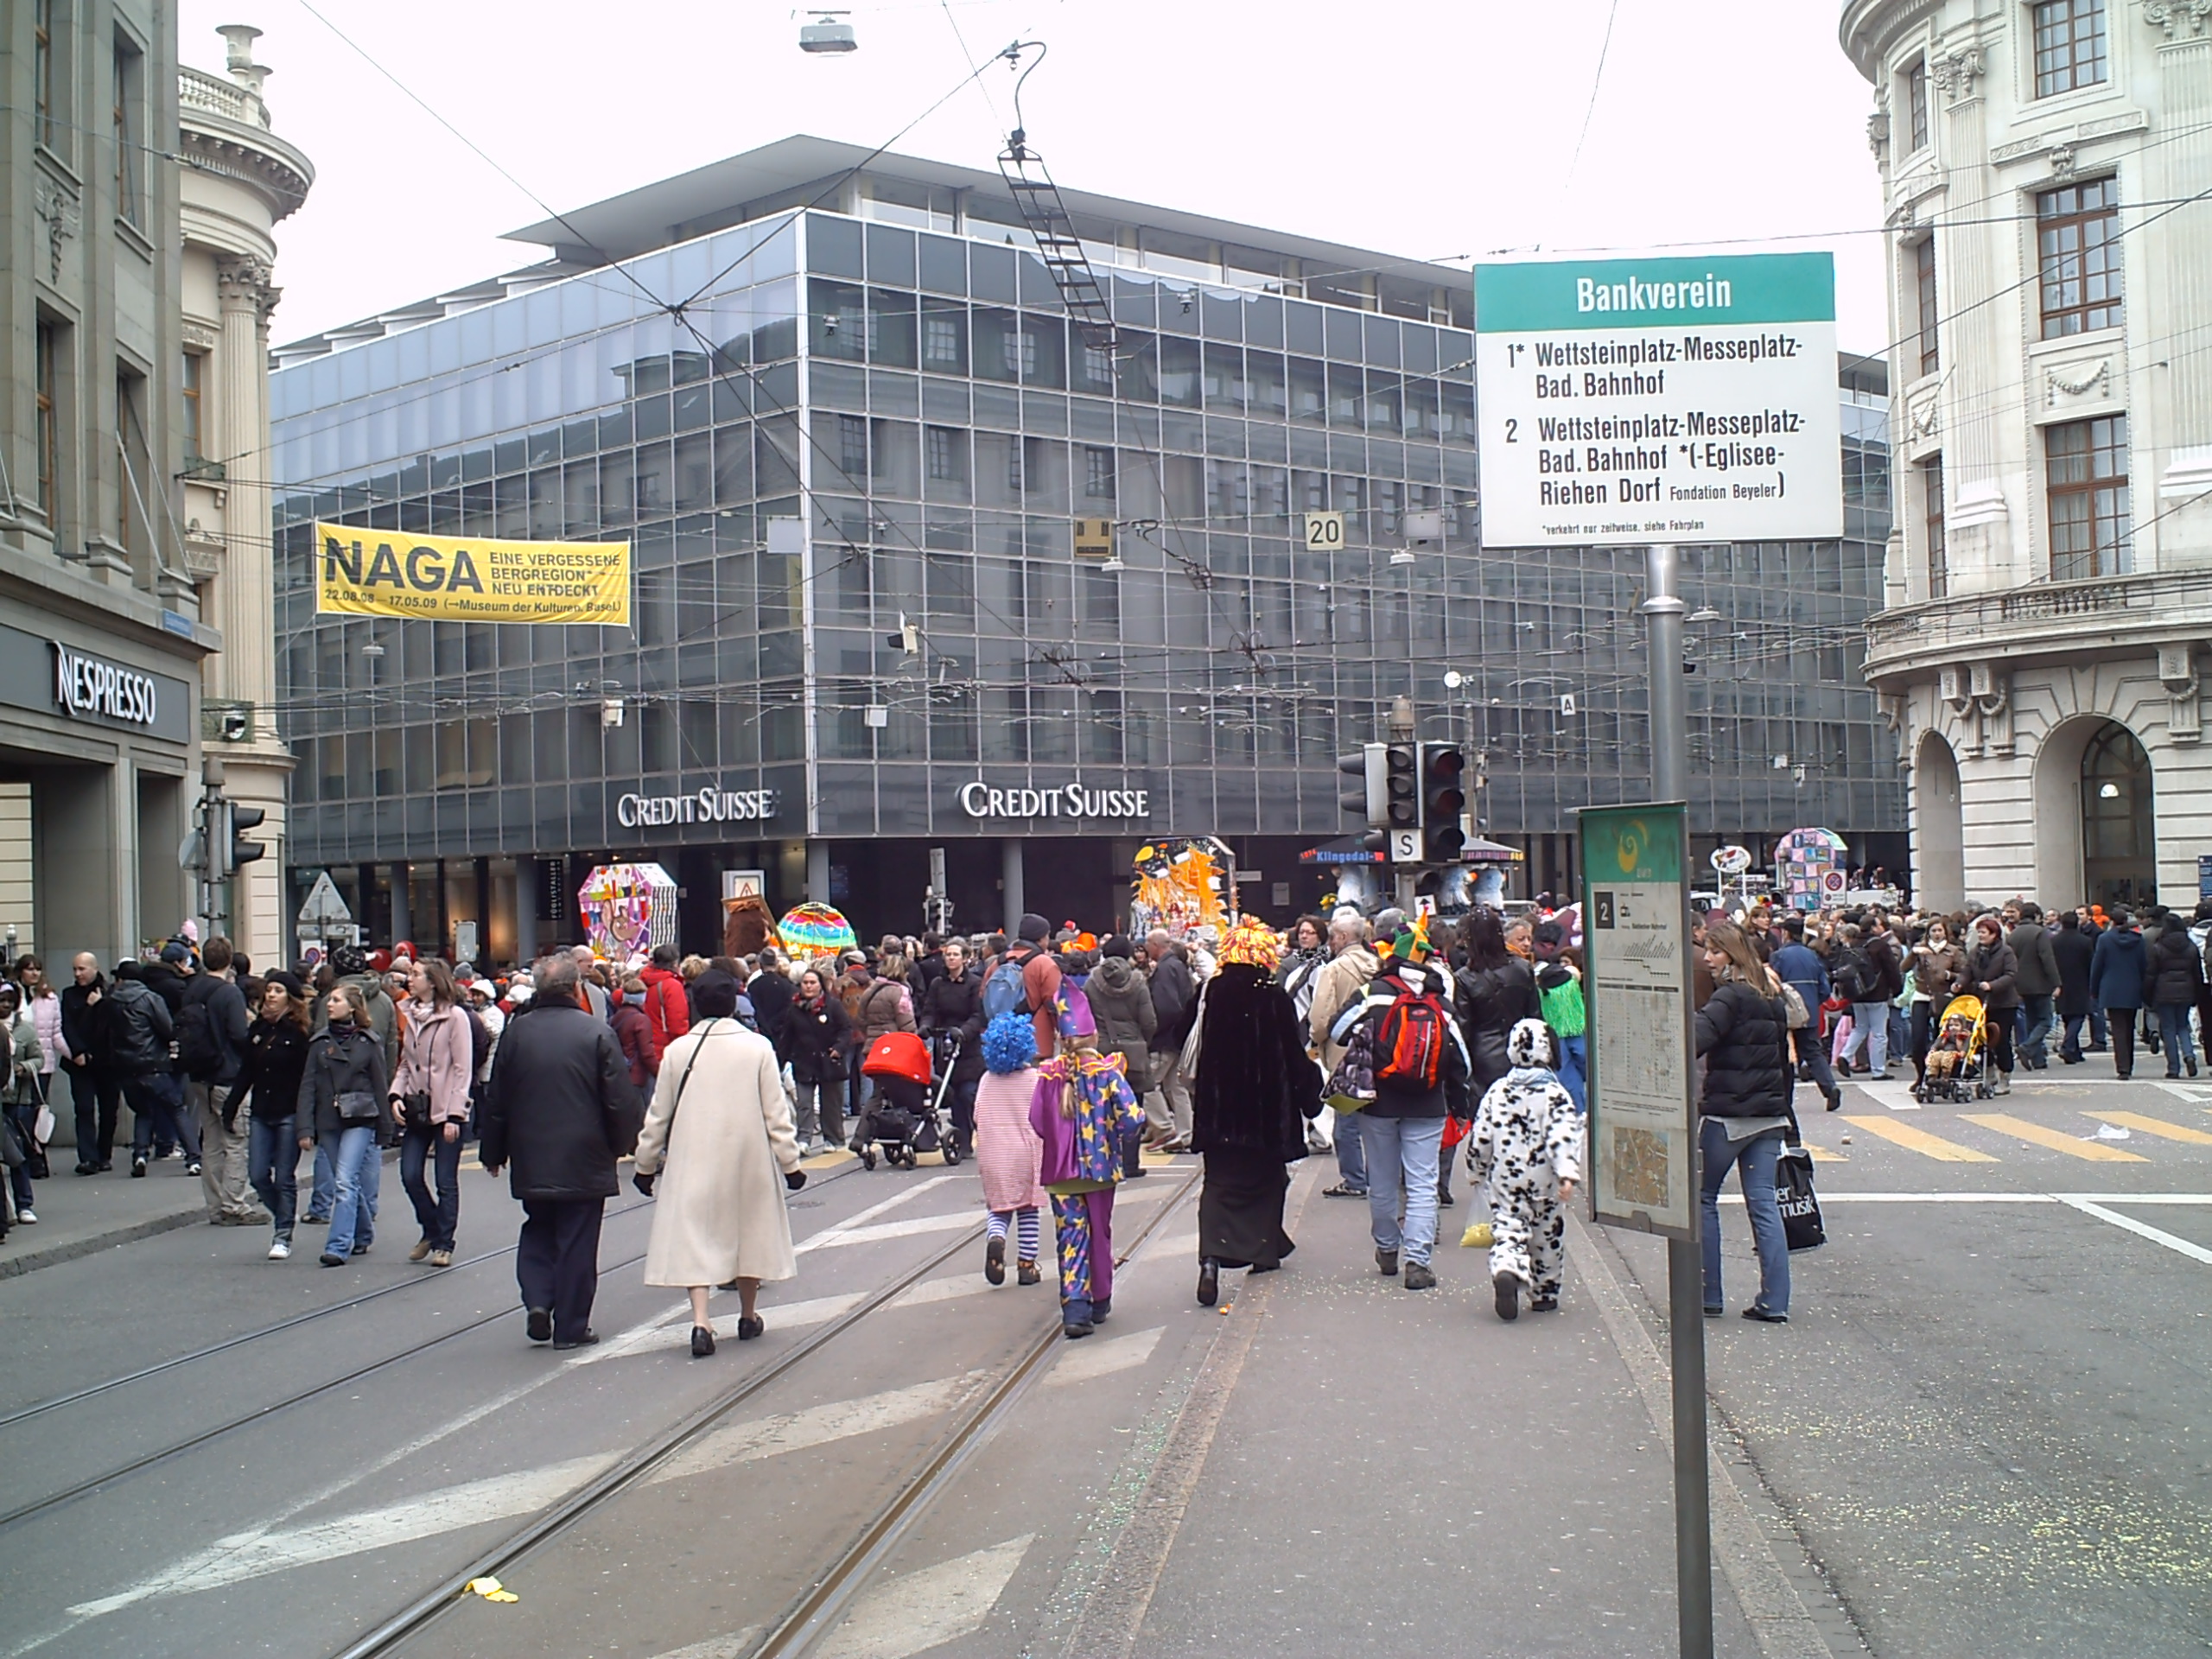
xmin=1642 ymin=543 xmax=1713 ymax=1659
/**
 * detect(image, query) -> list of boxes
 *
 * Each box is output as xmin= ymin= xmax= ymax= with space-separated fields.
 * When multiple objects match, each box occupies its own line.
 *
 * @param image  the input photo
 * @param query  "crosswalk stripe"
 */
xmin=1839 ymin=1115 xmax=1999 ymax=1162
xmin=650 ymin=1627 xmax=761 ymax=1658
xmin=649 ymin=1372 xmax=985 ymax=1484
xmin=2083 ymin=1109 xmax=2212 ymax=1146
xmin=800 ymin=1211 xmax=977 ymax=1252
xmin=816 ymin=1535 xmax=1034 ymax=1659
xmin=1962 ymin=1112 xmax=2150 ymax=1163
xmin=1047 ymin=1325 xmax=1162 ymax=1389
xmin=1804 ymin=1144 xmax=1847 ymax=1162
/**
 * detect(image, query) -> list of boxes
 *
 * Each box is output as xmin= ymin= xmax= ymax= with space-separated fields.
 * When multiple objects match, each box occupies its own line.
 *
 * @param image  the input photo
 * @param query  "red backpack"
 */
xmin=1374 ymin=979 xmax=1450 ymax=1090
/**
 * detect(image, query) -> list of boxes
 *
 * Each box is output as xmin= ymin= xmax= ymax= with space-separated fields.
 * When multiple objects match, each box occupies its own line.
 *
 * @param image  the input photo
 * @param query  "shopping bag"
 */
xmin=1776 ymin=1145 xmax=1826 ymax=1251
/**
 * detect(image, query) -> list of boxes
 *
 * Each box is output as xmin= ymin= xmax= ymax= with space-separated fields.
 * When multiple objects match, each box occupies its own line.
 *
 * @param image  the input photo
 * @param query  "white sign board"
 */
xmin=1302 ymin=511 xmax=1344 ymax=552
xmin=1580 ymin=804 xmax=1695 ymax=1241
xmin=296 ymin=871 xmax=353 ymax=930
xmin=1474 ymin=253 xmax=1844 ymax=548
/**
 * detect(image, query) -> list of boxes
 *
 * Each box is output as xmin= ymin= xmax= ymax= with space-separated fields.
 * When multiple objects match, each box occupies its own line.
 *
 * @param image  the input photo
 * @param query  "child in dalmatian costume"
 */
xmin=1466 ymin=1018 xmax=1585 ymax=1321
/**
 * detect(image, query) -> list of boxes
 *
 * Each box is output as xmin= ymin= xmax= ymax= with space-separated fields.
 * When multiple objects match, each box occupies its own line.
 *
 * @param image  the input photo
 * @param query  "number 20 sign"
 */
xmin=1303 ymin=511 xmax=1344 ymax=551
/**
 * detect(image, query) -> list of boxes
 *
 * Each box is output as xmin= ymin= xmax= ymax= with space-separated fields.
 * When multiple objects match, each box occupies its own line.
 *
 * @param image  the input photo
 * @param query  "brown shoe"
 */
xmin=429 ymin=1249 xmax=453 ymax=1267
xmin=408 ymin=1240 xmax=433 ymax=1262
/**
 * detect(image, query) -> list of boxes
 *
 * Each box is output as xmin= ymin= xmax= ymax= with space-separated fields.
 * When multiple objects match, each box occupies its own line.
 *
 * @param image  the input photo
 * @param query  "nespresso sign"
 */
xmin=53 ymin=640 xmax=160 ymax=727
xmin=958 ymin=781 xmax=1150 ymax=821
xmin=616 ymin=785 xmax=780 ymax=829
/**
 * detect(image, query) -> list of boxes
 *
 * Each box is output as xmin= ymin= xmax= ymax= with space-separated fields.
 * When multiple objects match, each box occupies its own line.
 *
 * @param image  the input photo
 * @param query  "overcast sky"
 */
xmin=182 ymin=1 xmax=1891 ymax=353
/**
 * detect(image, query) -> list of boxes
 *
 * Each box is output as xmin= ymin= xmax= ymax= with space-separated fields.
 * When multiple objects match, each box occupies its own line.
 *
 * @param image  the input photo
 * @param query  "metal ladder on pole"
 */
xmin=996 ymin=136 xmax=1116 ymax=353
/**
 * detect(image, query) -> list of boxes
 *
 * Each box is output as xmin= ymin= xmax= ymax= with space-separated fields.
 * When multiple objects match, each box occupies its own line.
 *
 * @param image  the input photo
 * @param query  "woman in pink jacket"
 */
xmin=391 ymin=958 xmax=474 ymax=1265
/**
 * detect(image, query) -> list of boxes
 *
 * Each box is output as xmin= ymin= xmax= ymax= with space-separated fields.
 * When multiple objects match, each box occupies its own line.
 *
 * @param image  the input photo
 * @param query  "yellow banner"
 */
xmin=312 ymin=524 xmax=631 ymax=626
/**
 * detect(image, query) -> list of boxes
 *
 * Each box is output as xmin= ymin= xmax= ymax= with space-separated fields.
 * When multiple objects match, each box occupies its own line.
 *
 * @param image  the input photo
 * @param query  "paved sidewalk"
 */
xmin=0 ymin=1156 xmax=214 ymax=1280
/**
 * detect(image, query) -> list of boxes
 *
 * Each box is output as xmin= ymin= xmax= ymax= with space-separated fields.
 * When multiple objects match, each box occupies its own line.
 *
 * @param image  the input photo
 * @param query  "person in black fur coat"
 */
xmin=1184 ymin=918 xmax=1322 ymax=1304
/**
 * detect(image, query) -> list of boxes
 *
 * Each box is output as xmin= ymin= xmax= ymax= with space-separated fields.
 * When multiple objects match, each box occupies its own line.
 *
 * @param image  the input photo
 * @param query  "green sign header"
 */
xmin=1579 ymin=804 xmax=1686 ymax=885
xmin=1475 ymin=251 xmax=1835 ymax=334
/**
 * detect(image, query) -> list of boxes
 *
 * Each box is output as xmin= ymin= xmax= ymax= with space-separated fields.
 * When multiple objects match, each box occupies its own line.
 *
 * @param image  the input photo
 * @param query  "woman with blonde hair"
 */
xmin=1694 ymin=918 xmax=1795 ymax=1323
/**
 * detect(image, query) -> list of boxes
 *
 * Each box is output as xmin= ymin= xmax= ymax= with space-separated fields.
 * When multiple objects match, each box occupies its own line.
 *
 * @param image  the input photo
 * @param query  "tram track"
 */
xmin=0 ymin=1160 xmax=872 ymax=1535
xmin=336 ymin=1164 xmax=1205 ymax=1659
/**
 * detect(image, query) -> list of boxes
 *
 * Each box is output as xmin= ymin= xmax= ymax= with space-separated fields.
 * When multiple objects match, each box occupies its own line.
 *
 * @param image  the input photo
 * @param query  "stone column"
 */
xmin=2144 ymin=17 xmax=2212 ymax=564
xmin=211 ymin=254 xmax=293 ymax=967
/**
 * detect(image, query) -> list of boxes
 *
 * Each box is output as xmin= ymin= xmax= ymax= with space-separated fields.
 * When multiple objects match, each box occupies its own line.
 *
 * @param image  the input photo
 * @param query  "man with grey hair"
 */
xmin=480 ymin=954 xmax=643 ymax=1349
xmin=1309 ymin=912 xmax=1380 ymax=1197
xmin=569 ymin=944 xmax=613 ymax=1020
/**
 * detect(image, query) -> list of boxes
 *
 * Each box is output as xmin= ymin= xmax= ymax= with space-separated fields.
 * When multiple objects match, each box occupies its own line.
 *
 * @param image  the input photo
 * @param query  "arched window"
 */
xmin=2082 ymin=721 xmax=2155 ymax=910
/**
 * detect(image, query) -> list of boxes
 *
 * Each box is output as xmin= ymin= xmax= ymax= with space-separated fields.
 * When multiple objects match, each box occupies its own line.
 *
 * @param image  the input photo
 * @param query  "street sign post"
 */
xmin=1580 ymin=804 xmax=1696 ymax=1238
xmin=1301 ymin=510 xmax=1344 ymax=552
xmin=1472 ymin=252 xmax=1842 ymax=550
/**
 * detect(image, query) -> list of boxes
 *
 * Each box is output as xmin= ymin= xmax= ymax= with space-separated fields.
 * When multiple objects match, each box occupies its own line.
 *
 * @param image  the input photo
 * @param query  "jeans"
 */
xmin=1556 ymin=1034 xmax=1588 ymax=1113
xmin=794 ymin=1078 xmax=842 ymax=1145
xmin=323 ymin=1126 xmax=382 ymax=1258
xmin=1363 ymin=1114 xmax=1444 ymax=1268
xmin=67 ymin=1063 xmax=120 ymax=1166
xmin=2091 ymin=1008 xmax=2109 ymax=1050
xmin=2018 ymin=994 xmax=2056 ymax=1068
xmin=308 ymin=1141 xmax=336 ymax=1220
xmin=125 ymin=1072 xmax=200 ymax=1164
xmin=1332 ymin=1106 xmax=1369 ymax=1192
xmin=2157 ymin=1004 xmax=2197 ymax=1076
xmin=2061 ymin=1013 xmax=2088 ymax=1062
xmin=1793 ymin=1025 xmax=1839 ymax=1099
xmin=1842 ymin=1003 xmax=1891 ymax=1071
xmin=400 ymin=1122 xmax=462 ymax=1250
xmin=249 ymin=1116 xmax=300 ymax=1237
xmin=1887 ymin=1006 xmax=1910 ymax=1069
xmin=1699 ymin=1117 xmax=1789 ymax=1317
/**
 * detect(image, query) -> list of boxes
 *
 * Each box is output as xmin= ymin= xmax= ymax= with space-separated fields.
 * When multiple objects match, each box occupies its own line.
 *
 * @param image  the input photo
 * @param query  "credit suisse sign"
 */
xmin=958 ymin=782 xmax=1150 ymax=821
xmin=616 ymin=785 xmax=779 ymax=830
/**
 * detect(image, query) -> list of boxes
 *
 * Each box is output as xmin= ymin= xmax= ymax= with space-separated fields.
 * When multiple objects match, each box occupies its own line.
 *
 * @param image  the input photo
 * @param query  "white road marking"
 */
xmin=793 ymin=1175 xmax=958 ymax=1249
xmin=579 ymin=1292 xmax=868 ymax=1363
xmin=2054 ymin=1195 xmax=2212 ymax=1265
xmin=1046 ymin=1325 xmax=1162 ymax=1389
xmin=1716 ymin=1192 xmax=2058 ymax=1205
xmin=816 ymin=1535 xmax=1034 ymax=1659
xmin=650 ymin=1629 xmax=760 ymax=1659
xmin=890 ymin=1273 xmax=993 ymax=1309
xmin=66 ymin=1454 xmax=615 ymax=1617
xmin=649 ymin=1372 xmax=985 ymax=1484
xmin=802 ymin=1211 xmax=977 ymax=1251
xmin=2155 ymin=1081 xmax=2212 ymax=1106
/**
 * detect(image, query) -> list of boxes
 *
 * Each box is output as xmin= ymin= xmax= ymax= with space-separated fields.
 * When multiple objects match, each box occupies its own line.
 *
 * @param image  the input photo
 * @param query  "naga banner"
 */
xmin=313 ymin=524 xmax=631 ymax=626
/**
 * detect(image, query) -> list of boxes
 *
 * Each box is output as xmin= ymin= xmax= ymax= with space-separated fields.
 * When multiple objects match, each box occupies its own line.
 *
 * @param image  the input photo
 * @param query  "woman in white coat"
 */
xmin=632 ymin=972 xmax=807 ymax=1357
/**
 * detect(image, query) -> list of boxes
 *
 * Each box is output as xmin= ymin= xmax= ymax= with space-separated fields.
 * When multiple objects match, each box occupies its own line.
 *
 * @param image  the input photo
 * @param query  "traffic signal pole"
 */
xmin=1643 ymin=543 xmax=1714 ymax=1659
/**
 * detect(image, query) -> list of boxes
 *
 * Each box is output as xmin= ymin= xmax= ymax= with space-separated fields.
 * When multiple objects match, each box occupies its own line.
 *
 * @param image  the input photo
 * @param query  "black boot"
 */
xmin=1198 ymin=1257 xmax=1219 ymax=1306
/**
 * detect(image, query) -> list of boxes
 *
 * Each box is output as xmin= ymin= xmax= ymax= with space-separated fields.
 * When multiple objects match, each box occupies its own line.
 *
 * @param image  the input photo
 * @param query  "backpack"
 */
xmin=1830 ymin=949 xmax=1872 ymax=1005
xmin=175 ymin=981 xmax=226 ymax=1082
xmin=1373 ymin=979 xmax=1450 ymax=1090
xmin=982 ymin=953 xmax=1029 ymax=1021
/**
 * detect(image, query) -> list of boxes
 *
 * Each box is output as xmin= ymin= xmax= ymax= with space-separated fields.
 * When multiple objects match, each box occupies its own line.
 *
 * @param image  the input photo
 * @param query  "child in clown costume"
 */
xmin=973 ymin=1011 xmax=1046 ymax=1287
xmin=1028 ymin=981 xmax=1147 ymax=1338
xmin=1465 ymin=1018 xmax=1585 ymax=1322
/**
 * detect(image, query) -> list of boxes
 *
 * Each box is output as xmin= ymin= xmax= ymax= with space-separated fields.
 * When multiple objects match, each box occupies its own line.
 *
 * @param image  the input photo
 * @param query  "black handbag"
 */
xmin=335 ymin=1090 xmax=381 ymax=1123
xmin=1777 ymin=1144 xmax=1826 ymax=1251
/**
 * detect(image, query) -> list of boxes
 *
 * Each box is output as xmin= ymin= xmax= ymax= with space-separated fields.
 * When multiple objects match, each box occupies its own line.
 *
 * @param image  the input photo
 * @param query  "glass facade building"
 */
xmin=270 ymin=138 xmax=1899 ymax=959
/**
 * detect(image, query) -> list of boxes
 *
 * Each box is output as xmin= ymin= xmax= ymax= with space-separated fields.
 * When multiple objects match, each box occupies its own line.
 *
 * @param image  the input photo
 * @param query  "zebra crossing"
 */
xmin=1814 ymin=1092 xmax=2212 ymax=1166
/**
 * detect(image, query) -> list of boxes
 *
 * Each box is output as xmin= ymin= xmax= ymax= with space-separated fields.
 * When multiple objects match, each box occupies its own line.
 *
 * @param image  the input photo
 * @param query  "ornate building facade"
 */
xmin=1845 ymin=0 xmax=2212 ymax=911
xmin=177 ymin=24 xmax=312 ymax=965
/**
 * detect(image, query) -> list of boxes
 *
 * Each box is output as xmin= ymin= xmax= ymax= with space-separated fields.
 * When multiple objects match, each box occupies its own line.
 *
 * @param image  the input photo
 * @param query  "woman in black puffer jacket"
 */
xmin=2148 ymin=913 xmax=2204 ymax=1079
xmin=1696 ymin=919 xmax=1795 ymax=1324
xmin=1451 ymin=908 xmax=1539 ymax=1207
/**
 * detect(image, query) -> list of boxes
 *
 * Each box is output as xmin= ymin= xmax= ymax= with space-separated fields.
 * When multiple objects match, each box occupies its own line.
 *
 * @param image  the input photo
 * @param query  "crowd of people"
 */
xmin=15 ymin=880 xmax=2182 ymax=1343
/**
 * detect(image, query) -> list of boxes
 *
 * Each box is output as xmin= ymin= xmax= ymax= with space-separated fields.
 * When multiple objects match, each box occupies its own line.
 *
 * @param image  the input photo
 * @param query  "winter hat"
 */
xmin=264 ymin=969 xmax=306 ymax=998
xmin=1052 ymin=980 xmax=1099 ymax=1042
xmin=1507 ymin=1018 xmax=1557 ymax=1070
xmin=1017 ymin=912 xmax=1051 ymax=944
xmin=1218 ymin=918 xmax=1282 ymax=972
xmin=981 ymin=1009 xmax=1039 ymax=1073
xmin=1100 ymin=935 xmax=1135 ymax=960
xmin=159 ymin=941 xmax=190 ymax=964
xmin=691 ymin=970 xmax=741 ymax=1020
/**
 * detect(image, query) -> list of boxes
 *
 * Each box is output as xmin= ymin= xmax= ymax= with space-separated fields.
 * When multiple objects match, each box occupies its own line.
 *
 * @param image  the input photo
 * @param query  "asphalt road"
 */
xmin=0 ymin=1063 xmax=2206 ymax=1659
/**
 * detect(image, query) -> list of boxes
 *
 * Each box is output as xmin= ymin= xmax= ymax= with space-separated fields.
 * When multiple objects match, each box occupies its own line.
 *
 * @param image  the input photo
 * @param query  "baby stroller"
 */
xmin=1916 ymin=993 xmax=1991 ymax=1103
xmin=855 ymin=1032 xmax=961 ymax=1169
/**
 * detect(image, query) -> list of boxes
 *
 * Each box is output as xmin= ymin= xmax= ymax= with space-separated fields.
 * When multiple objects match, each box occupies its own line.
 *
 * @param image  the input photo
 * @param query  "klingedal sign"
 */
xmin=616 ymin=785 xmax=779 ymax=830
xmin=958 ymin=782 xmax=1150 ymax=821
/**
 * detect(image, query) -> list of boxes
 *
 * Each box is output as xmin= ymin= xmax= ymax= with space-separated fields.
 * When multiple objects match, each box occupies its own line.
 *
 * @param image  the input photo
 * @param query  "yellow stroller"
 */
xmin=1916 ymin=993 xmax=1991 ymax=1103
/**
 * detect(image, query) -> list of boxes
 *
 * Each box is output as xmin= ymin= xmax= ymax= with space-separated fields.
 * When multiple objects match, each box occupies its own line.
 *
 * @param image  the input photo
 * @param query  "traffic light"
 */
xmin=1383 ymin=743 xmax=1419 ymax=830
xmin=228 ymin=803 xmax=268 ymax=872
xmin=1419 ymin=742 xmax=1465 ymax=861
xmin=1338 ymin=745 xmax=1387 ymax=824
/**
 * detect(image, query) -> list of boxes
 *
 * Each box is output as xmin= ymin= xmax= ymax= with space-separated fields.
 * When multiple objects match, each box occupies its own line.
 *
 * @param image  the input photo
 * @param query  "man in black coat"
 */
xmin=60 ymin=952 xmax=120 ymax=1173
xmin=2050 ymin=912 xmax=2098 ymax=1065
xmin=747 ymin=948 xmax=797 ymax=1047
xmin=480 ymin=956 xmax=644 ymax=1349
xmin=1143 ymin=931 xmax=1198 ymax=1149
